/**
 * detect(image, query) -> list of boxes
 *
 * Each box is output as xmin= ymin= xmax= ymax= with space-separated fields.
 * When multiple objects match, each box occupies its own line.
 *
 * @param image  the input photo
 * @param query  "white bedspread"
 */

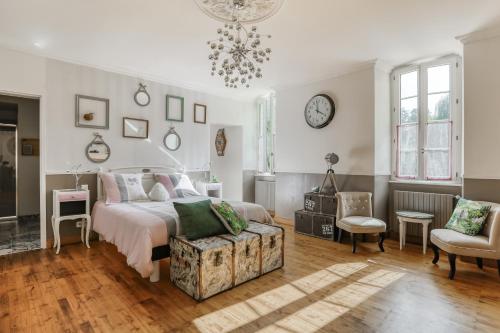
xmin=92 ymin=197 xmax=274 ymax=278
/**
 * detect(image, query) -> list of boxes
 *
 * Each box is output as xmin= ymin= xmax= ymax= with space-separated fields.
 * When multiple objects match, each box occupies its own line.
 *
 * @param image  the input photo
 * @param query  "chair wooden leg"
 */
xmin=432 ymin=243 xmax=440 ymax=264
xmin=337 ymin=229 xmax=342 ymax=243
xmin=378 ymin=232 xmax=385 ymax=252
xmin=497 ymin=260 xmax=500 ymax=276
xmin=448 ymin=253 xmax=457 ymax=280
xmin=351 ymin=233 xmax=356 ymax=253
xmin=476 ymin=257 xmax=483 ymax=270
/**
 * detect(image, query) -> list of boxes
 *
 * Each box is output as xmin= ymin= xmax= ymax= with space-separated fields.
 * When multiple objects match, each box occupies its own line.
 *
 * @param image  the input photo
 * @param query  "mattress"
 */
xmin=92 ymin=196 xmax=274 ymax=278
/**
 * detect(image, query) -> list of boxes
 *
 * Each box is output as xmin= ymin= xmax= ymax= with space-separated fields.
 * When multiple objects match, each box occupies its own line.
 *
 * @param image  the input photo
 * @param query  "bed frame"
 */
xmin=96 ymin=165 xmax=183 ymax=282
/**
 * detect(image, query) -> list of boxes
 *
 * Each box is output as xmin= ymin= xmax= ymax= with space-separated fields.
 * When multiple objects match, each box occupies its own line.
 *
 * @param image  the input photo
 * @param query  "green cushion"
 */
xmin=445 ymin=198 xmax=491 ymax=236
xmin=174 ymin=200 xmax=227 ymax=240
xmin=211 ymin=201 xmax=248 ymax=235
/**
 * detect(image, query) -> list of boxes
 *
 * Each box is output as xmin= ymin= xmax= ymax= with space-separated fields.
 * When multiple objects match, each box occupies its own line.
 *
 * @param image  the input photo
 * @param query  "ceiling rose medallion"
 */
xmin=195 ymin=0 xmax=284 ymax=88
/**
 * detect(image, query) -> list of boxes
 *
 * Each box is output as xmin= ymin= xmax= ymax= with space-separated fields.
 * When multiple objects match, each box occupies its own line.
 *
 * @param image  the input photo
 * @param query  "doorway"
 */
xmin=0 ymin=96 xmax=40 ymax=255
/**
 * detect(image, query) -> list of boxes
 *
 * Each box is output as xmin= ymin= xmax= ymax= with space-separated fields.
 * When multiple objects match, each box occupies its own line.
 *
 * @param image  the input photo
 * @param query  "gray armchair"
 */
xmin=336 ymin=192 xmax=386 ymax=253
xmin=431 ymin=201 xmax=500 ymax=280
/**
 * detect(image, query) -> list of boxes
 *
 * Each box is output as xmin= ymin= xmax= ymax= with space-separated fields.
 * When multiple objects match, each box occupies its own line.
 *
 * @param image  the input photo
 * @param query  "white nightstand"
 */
xmin=52 ymin=189 xmax=91 ymax=254
xmin=196 ymin=182 xmax=223 ymax=199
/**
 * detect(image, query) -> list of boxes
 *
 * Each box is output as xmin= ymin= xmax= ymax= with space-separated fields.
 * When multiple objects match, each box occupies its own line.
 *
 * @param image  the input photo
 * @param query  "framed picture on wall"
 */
xmin=21 ymin=138 xmax=39 ymax=156
xmin=75 ymin=94 xmax=110 ymax=129
xmin=166 ymin=95 xmax=184 ymax=122
xmin=194 ymin=103 xmax=207 ymax=124
xmin=122 ymin=117 xmax=149 ymax=139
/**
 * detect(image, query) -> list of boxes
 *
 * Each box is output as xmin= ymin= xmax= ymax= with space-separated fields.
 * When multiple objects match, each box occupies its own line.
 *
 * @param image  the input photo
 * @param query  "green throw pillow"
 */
xmin=211 ymin=201 xmax=248 ymax=235
xmin=174 ymin=200 xmax=227 ymax=240
xmin=445 ymin=198 xmax=491 ymax=236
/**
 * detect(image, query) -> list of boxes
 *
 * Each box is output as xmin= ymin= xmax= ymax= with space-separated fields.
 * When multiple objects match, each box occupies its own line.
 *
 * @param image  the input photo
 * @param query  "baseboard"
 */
xmin=274 ymin=216 xmax=293 ymax=226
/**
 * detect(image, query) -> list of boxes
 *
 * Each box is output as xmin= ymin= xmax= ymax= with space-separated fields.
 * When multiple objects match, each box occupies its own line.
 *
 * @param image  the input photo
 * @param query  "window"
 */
xmin=257 ymin=93 xmax=276 ymax=174
xmin=392 ymin=55 xmax=462 ymax=182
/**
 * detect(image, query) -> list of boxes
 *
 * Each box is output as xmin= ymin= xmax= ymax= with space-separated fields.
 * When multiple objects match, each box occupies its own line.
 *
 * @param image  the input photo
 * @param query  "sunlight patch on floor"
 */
xmin=193 ymin=262 xmax=368 ymax=333
xmin=256 ymin=269 xmax=406 ymax=333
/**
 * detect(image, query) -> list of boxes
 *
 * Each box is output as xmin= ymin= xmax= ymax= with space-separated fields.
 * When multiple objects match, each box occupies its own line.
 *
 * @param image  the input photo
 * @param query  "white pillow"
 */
xmin=175 ymin=174 xmax=200 ymax=195
xmin=148 ymin=182 xmax=170 ymax=201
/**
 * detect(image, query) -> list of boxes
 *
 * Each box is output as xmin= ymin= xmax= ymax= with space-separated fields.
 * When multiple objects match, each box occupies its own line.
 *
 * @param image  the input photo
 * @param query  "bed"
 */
xmin=91 ymin=166 xmax=273 ymax=282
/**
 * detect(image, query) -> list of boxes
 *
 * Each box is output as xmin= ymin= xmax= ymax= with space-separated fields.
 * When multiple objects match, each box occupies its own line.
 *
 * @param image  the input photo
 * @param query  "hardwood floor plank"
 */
xmin=1 ymin=223 xmax=499 ymax=332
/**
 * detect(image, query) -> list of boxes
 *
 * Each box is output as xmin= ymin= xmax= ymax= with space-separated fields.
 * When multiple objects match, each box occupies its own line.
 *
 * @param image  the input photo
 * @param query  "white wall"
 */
xmin=374 ymin=64 xmax=391 ymax=176
xmin=275 ymin=66 xmax=375 ymax=175
xmin=44 ymin=59 xmax=257 ymax=173
xmin=210 ymin=125 xmax=243 ymax=201
xmin=462 ymin=31 xmax=500 ymax=179
xmin=0 ymin=48 xmax=46 ymax=96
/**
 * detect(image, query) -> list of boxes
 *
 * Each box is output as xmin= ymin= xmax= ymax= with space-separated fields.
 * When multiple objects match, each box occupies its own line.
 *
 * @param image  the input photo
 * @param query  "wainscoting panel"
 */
xmin=391 ymin=190 xmax=454 ymax=241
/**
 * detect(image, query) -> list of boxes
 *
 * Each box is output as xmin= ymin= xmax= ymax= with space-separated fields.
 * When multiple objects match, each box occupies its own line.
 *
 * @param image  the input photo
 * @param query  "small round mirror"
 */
xmin=163 ymin=127 xmax=181 ymax=151
xmin=86 ymin=133 xmax=111 ymax=163
xmin=134 ymin=83 xmax=150 ymax=107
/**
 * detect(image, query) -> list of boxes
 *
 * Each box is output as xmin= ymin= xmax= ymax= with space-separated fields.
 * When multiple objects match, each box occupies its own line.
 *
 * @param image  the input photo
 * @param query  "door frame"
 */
xmin=0 ymin=90 xmax=46 ymax=249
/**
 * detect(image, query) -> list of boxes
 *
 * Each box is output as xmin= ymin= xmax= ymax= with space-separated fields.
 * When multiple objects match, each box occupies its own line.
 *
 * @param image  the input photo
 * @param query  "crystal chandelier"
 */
xmin=195 ymin=0 xmax=284 ymax=89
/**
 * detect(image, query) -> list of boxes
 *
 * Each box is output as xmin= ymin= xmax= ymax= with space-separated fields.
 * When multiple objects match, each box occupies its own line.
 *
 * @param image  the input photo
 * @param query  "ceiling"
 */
xmin=1 ymin=0 xmax=500 ymax=100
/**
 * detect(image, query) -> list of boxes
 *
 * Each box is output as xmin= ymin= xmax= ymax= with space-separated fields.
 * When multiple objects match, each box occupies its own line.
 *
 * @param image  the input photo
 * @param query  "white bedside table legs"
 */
xmin=85 ymin=215 xmax=91 ymax=248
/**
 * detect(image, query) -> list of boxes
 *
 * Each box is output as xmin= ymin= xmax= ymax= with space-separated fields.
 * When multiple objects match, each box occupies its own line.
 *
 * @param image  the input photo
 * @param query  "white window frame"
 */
xmin=257 ymin=93 xmax=276 ymax=174
xmin=391 ymin=55 xmax=462 ymax=183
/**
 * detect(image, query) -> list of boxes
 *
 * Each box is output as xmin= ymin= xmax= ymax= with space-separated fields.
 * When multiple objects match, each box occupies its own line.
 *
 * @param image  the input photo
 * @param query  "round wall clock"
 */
xmin=304 ymin=94 xmax=335 ymax=129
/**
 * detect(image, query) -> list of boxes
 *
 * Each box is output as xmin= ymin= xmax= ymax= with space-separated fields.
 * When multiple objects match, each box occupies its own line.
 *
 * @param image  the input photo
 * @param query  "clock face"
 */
xmin=304 ymin=94 xmax=335 ymax=129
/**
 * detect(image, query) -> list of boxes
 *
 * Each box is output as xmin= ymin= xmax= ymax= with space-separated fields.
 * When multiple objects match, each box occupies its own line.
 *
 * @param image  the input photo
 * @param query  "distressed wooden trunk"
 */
xmin=170 ymin=236 xmax=233 ymax=301
xmin=304 ymin=192 xmax=337 ymax=215
xmin=246 ymin=222 xmax=285 ymax=274
xmin=295 ymin=210 xmax=336 ymax=240
xmin=219 ymin=232 xmax=261 ymax=286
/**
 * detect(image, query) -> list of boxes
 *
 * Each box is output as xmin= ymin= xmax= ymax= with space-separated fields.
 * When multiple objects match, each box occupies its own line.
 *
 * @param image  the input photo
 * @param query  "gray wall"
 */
xmin=463 ymin=178 xmax=500 ymax=203
xmin=275 ymin=172 xmax=389 ymax=221
xmin=243 ymin=170 xmax=256 ymax=203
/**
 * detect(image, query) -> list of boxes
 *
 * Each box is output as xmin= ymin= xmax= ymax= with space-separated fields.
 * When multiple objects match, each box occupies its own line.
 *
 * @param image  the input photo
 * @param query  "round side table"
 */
xmin=396 ymin=211 xmax=434 ymax=254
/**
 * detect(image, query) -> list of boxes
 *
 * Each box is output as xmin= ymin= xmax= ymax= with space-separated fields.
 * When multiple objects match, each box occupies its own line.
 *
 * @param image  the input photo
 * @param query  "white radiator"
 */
xmin=392 ymin=190 xmax=455 ymax=239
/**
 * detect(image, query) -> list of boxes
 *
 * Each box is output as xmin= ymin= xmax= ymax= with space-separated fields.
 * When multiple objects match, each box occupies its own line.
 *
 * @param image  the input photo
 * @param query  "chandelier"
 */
xmin=195 ymin=0 xmax=284 ymax=89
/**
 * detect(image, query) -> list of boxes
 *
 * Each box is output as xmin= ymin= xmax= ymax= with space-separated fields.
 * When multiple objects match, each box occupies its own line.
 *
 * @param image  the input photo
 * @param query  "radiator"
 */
xmin=391 ymin=190 xmax=454 ymax=240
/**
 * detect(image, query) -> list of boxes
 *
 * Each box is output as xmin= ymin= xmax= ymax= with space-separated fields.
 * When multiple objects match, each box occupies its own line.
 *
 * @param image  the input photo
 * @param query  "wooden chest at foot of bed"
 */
xmin=219 ymin=232 xmax=261 ymax=286
xmin=170 ymin=236 xmax=233 ymax=301
xmin=246 ymin=222 xmax=285 ymax=274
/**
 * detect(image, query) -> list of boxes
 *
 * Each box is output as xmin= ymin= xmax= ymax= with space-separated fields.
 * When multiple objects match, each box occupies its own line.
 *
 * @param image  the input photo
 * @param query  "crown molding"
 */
xmin=456 ymin=25 xmax=500 ymax=45
xmin=0 ymin=44 xmax=261 ymax=102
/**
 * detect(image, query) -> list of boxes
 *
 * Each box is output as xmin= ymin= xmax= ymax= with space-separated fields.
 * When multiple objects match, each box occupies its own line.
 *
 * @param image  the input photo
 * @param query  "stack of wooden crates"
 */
xmin=295 ymin=192 xmax=338 ymax=240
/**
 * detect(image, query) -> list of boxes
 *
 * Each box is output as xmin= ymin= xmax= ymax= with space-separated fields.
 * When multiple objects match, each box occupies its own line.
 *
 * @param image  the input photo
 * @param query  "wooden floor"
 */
xmin=1 ymin=224 xmax=499 ymax=333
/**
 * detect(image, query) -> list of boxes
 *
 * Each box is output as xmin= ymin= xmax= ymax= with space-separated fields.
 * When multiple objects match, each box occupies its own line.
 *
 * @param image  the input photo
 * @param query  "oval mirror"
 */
xmin=163 ymin=127 xmax=181 ymax=151
xmin=86 ymin=133 xmax=111 ymax=163
xmin=134 ymin=83 xmax=150 ymax=107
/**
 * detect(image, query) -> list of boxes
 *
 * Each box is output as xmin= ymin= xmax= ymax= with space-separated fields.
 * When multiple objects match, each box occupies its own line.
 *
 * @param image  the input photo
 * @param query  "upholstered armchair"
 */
xmin=336 ymin=192 xmax=386 ymax=253
xmin=431 ymin=201 xmax=500 ymax=280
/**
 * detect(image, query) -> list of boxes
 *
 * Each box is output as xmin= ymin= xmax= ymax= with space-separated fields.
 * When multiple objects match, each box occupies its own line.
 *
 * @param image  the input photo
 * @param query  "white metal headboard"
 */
xmin=97 ymin=165 xmax=182 ymax=201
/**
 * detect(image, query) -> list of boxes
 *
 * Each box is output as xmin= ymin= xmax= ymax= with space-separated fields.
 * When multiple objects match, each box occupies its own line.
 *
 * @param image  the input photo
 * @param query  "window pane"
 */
xmin=428 ymin=65 xmax=450 ymax=93
xmin=426 ymin=151 xmax=450 ymax=179
xmin=401 ymin=71 xmax=418 ymax=98
xmin=426 ymin=122 xmax=450 ymax=149
xmin=400 ymin=97 xmax=418 ymax=124
xmin=398 ymin=124 xmax=418 ymax=177
xmin=428 ymin=92 xmax=450 ymax=121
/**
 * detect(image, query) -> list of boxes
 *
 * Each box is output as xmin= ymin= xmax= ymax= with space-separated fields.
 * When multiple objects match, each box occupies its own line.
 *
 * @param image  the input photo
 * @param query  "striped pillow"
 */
xmin=154 ymin=173 xmax=199 ymax=198
xmin=99 ymin=172 xmax=148 ymax=204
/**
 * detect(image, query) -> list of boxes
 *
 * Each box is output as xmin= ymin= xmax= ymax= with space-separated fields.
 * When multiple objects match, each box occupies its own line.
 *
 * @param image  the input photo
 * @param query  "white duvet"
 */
xmin=92 ymin=197 xmax=274 ymax=278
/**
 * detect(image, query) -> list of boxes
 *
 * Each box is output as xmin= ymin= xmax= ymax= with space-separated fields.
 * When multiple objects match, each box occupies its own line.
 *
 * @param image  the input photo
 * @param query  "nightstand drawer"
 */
xmin=58 ymin=191 xmax=88 ymax=202
xmin=60 ymin=200 xmax=86 ymax=216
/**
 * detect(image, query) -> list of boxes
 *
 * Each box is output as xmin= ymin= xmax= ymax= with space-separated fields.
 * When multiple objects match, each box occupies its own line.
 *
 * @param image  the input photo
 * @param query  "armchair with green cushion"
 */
xmin=431 ymin=200 xmax=500 ymax=280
